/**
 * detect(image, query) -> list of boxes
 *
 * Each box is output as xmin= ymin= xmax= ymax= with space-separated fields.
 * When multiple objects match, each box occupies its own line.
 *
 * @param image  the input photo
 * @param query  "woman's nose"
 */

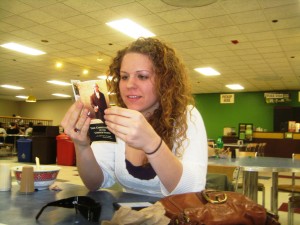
xmin=126 ymin=76 xmax=137 ymax=88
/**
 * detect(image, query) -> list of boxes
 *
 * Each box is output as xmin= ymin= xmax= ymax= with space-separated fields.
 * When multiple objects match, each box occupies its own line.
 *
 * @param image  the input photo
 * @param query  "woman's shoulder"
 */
xmin=186 ymin=105 xmax=201 ymax=116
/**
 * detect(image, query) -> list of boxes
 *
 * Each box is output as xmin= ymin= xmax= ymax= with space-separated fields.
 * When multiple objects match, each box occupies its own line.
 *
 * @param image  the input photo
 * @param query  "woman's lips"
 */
xmin=127 ymin=95 xmax=140 ymax=99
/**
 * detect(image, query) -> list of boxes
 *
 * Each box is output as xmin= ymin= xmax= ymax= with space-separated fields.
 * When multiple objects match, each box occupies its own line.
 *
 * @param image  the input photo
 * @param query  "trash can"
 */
xmin=31 ymin=126 xmax=59 ymax=164
xmin=56 ymin=134 xmax=75 ymax=166
xmin=17 ymin=138 xmax=32 ymax=162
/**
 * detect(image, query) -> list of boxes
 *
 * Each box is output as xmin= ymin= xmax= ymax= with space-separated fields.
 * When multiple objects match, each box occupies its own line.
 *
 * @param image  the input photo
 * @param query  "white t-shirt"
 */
xmin=91 ymin=106 xmax=208 ymax=197
xmin=25 ymin=127 xmax=33 ymax=136
xmin=0 ymin=128 xmax=6 ymax=135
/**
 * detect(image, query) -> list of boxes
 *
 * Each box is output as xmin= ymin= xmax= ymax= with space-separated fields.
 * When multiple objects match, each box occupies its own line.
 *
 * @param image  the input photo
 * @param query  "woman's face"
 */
xmin=119 ymin=52 xmax=159 ymax=116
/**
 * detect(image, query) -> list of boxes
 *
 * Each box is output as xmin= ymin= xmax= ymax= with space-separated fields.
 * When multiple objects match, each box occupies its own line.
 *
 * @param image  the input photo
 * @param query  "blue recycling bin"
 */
xmin=17 ymin=138 xmax=32 ymax=162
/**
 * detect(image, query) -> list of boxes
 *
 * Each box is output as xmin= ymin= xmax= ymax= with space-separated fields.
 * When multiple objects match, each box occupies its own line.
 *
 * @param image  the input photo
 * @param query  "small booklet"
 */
xmin=71 ymin=80 xmax=116 ymax=143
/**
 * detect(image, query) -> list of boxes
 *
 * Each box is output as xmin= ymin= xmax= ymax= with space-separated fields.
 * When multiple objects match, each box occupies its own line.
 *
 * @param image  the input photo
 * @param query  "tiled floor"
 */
xmin=1 ymin=155 xmax=299 ymax=225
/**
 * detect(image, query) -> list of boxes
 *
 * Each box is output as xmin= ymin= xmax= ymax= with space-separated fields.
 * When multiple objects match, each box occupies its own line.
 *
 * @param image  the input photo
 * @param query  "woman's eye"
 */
xmin=120 ymin=75 xmax=129 ymax=80
xmin=137 ymin=74 xmax=149 ymax=80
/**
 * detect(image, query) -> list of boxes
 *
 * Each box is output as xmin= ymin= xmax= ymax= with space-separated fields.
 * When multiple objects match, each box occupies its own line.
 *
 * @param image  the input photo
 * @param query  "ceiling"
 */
xmin=0 ymin=0 xmax=300 ymax=102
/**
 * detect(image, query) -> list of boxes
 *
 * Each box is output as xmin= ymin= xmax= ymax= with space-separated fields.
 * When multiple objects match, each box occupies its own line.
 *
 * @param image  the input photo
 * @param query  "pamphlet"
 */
xmin=71 ymin=80 xmax=116 ymax=142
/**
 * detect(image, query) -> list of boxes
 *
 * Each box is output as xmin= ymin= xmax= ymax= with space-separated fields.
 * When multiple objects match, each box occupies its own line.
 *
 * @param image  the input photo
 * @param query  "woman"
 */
xmin=61 ymin=37 xmax=208 ymax=197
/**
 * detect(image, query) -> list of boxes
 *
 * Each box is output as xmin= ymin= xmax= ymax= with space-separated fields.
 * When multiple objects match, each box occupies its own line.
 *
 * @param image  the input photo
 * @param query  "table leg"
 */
xmin=13 ymin=136 xmax=17 ymax=155
xmin=271 ymin=172 xmax=278 ymax=215
xmin=243 ymin=171 xmax=258 ymax=203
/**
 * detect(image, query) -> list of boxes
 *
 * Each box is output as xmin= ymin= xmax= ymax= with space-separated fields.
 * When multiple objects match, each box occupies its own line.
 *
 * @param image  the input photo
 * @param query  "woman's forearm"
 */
xmin=75 ymin=144 xmax=104 ymax=191
xmin=147 ymin=141 xmax=183 ymax=193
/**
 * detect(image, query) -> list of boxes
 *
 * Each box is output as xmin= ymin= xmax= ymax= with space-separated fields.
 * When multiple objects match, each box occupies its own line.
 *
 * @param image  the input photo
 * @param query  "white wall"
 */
xmin=0 ymin=99 xmax=73 ymax=126
xmin=0 ymin=99 xmax=20 ymax=116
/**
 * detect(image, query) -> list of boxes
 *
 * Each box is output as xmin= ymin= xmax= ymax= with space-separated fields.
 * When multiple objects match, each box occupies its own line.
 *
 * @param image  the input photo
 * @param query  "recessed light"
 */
xmin=226 ymin=84 xmax=244 ymax=90
xmin=106 ymin=18 xmax=155 ymax=39
xmin=56 ymin=62 xmax=63 ymax=68
xmin=1 ymin=84 xmax=24 ymax=90
xmin=0 ymin=42 xmax=46 ymax=55
xmin=47 ymin=80 xmax=71 ymax=86
xmin=194 ymin=67 xmax=221 ymax=76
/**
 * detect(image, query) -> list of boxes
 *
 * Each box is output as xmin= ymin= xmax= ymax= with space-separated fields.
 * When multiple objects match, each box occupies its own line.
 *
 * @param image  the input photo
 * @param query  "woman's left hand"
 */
xmin=104 ymin=106 xmax=160 ymax=153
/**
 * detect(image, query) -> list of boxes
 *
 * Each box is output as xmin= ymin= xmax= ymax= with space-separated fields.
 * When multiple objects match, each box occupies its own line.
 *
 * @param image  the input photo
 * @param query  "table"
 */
xmin=223 ymin=143 xmax=247 ymax=151
xmin=0 ymin=183 xmax=160 ymax=224
xmin=208 ymin=156 xmax=300 ymax=215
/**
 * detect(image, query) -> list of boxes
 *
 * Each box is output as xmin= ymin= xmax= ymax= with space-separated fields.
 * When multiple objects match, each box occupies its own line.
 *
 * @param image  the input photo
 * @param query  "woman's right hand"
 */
xmin=61 ymin=100 xmax=91 ymax=147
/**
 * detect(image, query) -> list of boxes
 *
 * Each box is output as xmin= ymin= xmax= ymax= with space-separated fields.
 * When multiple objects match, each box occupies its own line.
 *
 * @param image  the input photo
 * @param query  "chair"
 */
xmin=238 ymin=151 xmax=257 ymax=158
xmin=278 ymin=153 xmax=300 ymax=225
xmin=278 ymin=153 xmax=300 ymax=193
xmin=245 ymin=143 xmax=258 ymax=152
xmin=207 ymin=140 xmax=215 ymax=148
xmin=236 ymin=151 xmax=266 ymax=207
xmin=288 ymin=195 xmax=300 ymax=225
xmin=257 ymin=143 xmax=266 ymax=157
xmin=207 ymin=164 xmax=240 ymax=191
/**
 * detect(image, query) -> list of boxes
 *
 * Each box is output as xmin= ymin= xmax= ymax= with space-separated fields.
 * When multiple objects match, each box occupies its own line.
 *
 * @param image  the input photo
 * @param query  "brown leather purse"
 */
xmin=160 ymin=190 xmax=280 ymax=225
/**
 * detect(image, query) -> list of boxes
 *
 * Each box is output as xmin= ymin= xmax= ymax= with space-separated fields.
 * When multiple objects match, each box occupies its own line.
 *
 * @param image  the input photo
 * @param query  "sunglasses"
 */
xmin=36 ymin=196 xmax=101 ymax=222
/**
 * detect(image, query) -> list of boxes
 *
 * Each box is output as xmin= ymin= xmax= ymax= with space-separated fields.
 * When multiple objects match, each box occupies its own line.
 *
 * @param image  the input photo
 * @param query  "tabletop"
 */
xmin=223 ymin=143 xmax=247 ymax=147
xmin=208 ymin=156 xmax=300 ymax=173
xmin=0 ymin=183 xmax=160 ymax=225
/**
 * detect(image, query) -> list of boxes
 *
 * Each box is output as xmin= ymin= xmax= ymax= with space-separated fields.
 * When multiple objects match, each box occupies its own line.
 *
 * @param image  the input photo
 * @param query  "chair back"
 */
xmin=257 ymin=143 xmax=266 ymax=156
xmin=245 ymin=143 xmax=258 ymax=152
xmin=207 ymin=165 xmax=240 ymax=191
xmin=207 ymin=141 xmax=215 ymax=148
xmin=292 ymin=153 xmax=300 ymax=160
xmin=238 ymin=151 xmax=257 ymax=158
xmin=278 ymin=153 xmax=300 ymax=194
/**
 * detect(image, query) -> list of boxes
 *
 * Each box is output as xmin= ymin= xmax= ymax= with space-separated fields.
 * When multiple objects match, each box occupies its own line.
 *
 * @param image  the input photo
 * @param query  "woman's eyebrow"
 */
xmin=120 ymin=69 xmax=151 ymax=74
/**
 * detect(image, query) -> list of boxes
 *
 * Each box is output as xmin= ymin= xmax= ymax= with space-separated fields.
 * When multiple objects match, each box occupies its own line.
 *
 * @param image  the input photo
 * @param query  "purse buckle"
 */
xmin=202 ymin=190 xmax=227 ymax=204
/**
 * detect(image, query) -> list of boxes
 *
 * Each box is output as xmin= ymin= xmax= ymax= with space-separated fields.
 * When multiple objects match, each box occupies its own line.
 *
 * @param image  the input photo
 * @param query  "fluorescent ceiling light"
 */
xmin=1 ymin=84 xmax=24 ymax=90
xmin=194 ymin=67 xmax=220 ymax=76
xmin=0 ymin=42 xmax=46 ymax=55
xmin=52 ymin=93 xmax=71 ymax=98
xmin=16 ymin=95 xmax=28 ymax=99
xmin=226 ymin=84 xmax=244 ymax=90
xmin=97 ymin=75 xmax=107 ymax=80
xmin=98 ymin=75 xmax=113 ymax=81
xmin=106 ymin=18 xmax=155 ymax=39
xmin=47 ymin=80 xmax=71 ymax=86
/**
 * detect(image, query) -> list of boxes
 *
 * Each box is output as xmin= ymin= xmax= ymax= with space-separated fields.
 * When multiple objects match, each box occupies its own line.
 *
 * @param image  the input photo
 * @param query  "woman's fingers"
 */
xmin=75 ymin=108 xmax=91 ymax=134
xmin=105 ymin=120 xmax=128 ymax=136
xmin=105 ymin=106 xmax=136 ymax=119
xmin=61 ymin=100 xmax=87 ymax=134
xmin=61 ymin=101 xmax=79 ymax=128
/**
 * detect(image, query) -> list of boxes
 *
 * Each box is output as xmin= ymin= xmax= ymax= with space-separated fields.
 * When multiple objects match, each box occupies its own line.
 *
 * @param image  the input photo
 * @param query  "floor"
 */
xmin=1 ymin=153 xmax=299 ymax=225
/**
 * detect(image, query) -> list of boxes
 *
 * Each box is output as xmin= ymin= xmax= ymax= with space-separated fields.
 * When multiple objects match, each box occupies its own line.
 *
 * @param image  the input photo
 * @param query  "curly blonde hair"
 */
xmin=107 ymin=37 xmax=194 ymax=155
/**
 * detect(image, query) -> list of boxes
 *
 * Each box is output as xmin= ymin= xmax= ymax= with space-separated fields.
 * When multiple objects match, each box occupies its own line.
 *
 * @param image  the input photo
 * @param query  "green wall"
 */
xmin=194 ymin=91 xmax=300 ymax=140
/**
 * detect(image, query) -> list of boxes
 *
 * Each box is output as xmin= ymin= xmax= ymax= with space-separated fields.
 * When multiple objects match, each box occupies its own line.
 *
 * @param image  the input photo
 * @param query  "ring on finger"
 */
xmin=74 ymin=127 xmax=81 ymax=133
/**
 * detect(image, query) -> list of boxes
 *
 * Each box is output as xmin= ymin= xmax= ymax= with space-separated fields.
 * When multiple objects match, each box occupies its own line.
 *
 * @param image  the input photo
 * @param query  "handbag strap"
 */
xmin=201 ymin=190 xmax=227 ymax=204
